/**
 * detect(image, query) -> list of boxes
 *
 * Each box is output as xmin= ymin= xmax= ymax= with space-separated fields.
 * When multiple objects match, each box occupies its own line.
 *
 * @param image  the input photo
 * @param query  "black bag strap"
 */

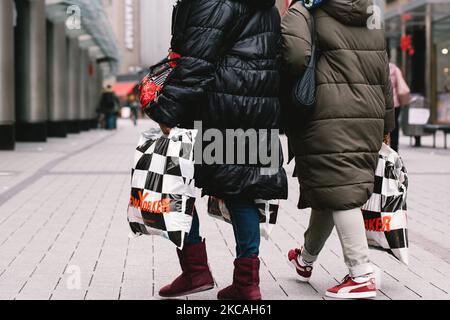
xmin=151 ymin=58 xmax=177 ymax=69
xmin=290 ymin=10 xmax=319 ymax=109
xmin=307 ymin=14 xmax=317 ymax=67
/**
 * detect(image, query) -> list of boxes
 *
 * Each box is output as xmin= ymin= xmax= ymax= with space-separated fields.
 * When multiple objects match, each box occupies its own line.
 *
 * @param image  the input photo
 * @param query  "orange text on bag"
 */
xmin=129 ymin=191 xmax=171 ymax=214
xmin=364 ymin=216 xmax=392 ymax=232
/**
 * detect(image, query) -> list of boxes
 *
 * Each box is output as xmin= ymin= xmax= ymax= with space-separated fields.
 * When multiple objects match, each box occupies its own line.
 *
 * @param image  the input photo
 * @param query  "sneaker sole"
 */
xmin=218 ymin=296 xmax=262 ymax=301
xmin=325 ymin=290 xmax=377 ymax=300
xmin=289 ymin=260 xmax=311 ymax=283
xmin=159 ymin=283 xmax=215 ymax=298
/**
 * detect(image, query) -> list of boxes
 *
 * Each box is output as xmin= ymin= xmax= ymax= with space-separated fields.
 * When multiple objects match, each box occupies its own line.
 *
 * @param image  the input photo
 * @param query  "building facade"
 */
xmin=0 ymin=0 xmax=16 ymax=150
xmin=139 ymin=0 xmax=174 ymax=68
xmin=0 ymin=0 xmax=119 ymax=150
xmin=107 ymin=0 xmax=287 ymax=72
xmin=102 ymin=0 xmax=142 ymax=75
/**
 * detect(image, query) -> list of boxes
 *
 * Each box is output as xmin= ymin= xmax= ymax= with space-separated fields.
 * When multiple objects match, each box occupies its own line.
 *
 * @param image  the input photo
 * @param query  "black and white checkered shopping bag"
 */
xmin=127 ymin=128 xmax=198 ymax=249
xmin=362 ymin=143 xmax=409 ymax=265
xmin=207 ymin=197 xmax=280 ymax=240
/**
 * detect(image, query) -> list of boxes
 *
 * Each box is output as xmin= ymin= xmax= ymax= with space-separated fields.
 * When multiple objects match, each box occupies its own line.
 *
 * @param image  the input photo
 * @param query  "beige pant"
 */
xmin=301 ymin=208 xmax=374 ymax=278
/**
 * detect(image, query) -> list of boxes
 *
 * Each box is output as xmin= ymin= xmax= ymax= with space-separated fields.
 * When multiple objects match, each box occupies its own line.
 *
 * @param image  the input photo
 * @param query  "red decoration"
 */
xmin=400 ymin=34 xmax=415 ymax=56
xmin=88 ymin=63 xmax=94 ymax=76
xmin=400 ymin=35 xmax=411 ymax=51
xmin=401 ymin=13 xmax=412 ymax=23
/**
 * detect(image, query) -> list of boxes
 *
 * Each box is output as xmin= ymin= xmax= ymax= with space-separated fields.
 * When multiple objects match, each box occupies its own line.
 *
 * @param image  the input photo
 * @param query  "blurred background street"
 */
xmin=1 ymin=0 xmax=450 ymax=148
xmin=1 ymin=0 xmax=450 ymax=300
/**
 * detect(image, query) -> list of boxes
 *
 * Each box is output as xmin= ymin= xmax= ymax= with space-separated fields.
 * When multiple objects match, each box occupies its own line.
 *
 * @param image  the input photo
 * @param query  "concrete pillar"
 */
xmin=47 ymin=21 xmax=67 ymax=137
xmin=98 ymin=63 xmax=107 ymax=92
xmin=79 ymin=48 xmax=90 ymax=131
xmin=67 ymin=37 xmax=81 ymax=133
xmin=15 ymin=0 xmax=47 ymax=142
xmin=0 ymin=0 xmax=15 ymax=150
xmin=88 ymin=59 xmax=100 ymax=129
xmin=97 ymin=62 xmax=106 ymax=127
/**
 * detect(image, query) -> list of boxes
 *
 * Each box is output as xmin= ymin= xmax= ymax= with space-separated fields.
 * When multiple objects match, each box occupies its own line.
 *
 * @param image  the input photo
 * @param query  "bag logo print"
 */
xmin=364 ymin=216 xmax=392 ymax=232
xmin=129 ymin=191 xmax=171 ymax=214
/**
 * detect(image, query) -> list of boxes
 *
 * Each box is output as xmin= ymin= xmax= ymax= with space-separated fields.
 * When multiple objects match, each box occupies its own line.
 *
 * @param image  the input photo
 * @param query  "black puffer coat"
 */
xmin=148 ymin=0 xmax=288 ymax=201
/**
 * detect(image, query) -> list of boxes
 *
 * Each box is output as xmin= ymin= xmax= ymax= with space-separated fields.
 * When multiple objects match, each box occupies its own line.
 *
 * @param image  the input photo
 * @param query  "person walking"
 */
xmin=127 ymin=94 xmax=140 ymax=127
xmin=389 ymin=62 xmax=411 ymax=152
xmin=281 ymin=0 xmax=395 ymax=299
xmin=146 ymin=0 xmax=287 ymax=300
xmin=99 ymin=85 xmax=120 ymax=130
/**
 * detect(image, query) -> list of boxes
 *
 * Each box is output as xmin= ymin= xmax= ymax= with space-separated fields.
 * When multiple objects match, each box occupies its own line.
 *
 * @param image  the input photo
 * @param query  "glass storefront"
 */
xmin=385 ymin=0 xmax=450 ymax=124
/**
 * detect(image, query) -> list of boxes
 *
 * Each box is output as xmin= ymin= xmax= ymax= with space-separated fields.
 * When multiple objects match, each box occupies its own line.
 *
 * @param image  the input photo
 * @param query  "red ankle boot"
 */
xmin=218 ymin=256 xmax=262 ymax=300
xmin=159 ymin=240 xmax=215 ymax=298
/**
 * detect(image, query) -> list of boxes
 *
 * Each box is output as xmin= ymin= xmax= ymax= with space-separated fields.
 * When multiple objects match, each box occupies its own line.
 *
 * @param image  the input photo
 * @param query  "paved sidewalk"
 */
xmin=0 ymin=119 xmax=449 ymax=300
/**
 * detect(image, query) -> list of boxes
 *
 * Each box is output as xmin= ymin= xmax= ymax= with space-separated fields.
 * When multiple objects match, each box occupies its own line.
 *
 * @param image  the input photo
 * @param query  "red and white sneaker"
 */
xmin=326 ymin=275 xmax=377 ymax=299
xmin=288 ymin=248 xmax=313 ymax=282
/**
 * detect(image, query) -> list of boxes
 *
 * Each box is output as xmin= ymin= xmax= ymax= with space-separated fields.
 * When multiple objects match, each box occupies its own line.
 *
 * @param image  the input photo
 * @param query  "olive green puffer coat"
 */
xmin=281 ymin=0 xmax=395 ymax=211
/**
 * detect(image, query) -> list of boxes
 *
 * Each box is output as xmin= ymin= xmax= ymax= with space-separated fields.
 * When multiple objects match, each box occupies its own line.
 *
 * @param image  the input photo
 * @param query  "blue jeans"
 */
xmin=185 ymin=208 xmax=202 ymax=245
xmin=185 ymin=202 xmax=260 ymax=258
xmin=106 ymin=113 xmax=117 ymax=130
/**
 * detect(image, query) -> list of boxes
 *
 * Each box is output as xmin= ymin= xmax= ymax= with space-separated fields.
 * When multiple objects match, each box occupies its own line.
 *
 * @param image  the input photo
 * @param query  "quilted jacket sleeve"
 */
xmin=280 ymin=2 xmax=311 ymax=76
xmin=148 ymin=0 xmax=236 ymax=128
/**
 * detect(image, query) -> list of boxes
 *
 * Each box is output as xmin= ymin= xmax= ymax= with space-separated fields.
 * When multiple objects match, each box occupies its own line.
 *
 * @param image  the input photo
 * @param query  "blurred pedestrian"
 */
xmin=146 ymin=0 xmax=287 ymax=300
xmin=281 ymin=0 xmax=395 ymax=299
xmin=444 ymin=69 xmax=450 ymax=93
xmin=390 ymin=63 xmax=411 ymax=152
xmin=99 ymin=85 xmax=120 ymax=130
xmin=127 ymin=94 xmax=140 ymax=127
